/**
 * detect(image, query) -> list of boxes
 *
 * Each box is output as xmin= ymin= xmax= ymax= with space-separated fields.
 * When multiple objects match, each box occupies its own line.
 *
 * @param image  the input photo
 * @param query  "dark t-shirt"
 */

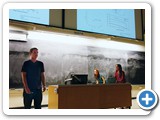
xmin=21 ymin=60 xmax=44 ymax=90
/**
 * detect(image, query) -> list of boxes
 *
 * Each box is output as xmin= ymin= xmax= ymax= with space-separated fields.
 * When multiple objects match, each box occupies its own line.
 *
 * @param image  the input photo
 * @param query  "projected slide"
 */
xmin=9 ymin=9 xmax=49 ymax=25
xmin=77 ymin=9 xmax=136 ymax=39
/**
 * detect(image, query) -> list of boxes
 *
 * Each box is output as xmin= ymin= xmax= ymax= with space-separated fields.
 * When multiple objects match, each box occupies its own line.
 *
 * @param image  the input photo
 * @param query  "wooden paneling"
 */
xmin=48 ymin=84 xmax=131 ymax=109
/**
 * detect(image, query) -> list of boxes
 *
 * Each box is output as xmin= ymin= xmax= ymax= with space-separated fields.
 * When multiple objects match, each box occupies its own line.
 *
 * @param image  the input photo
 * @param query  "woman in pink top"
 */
xmin=114 ymin=64 xmax=126 ymax=83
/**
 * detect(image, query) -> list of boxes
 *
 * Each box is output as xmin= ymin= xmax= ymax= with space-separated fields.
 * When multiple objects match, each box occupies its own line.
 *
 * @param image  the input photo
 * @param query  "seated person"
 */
xmin=114 ymin=64 xmax=126 ymax=83
xmin=94 ymin=69 xmax=106 ymax=84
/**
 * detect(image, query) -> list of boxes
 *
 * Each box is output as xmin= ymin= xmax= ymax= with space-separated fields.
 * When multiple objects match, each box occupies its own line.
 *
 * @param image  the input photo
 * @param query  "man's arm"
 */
xmin=21 ymin=72 xmax=31 ymax=94
xmin=41 ymin=72 xmax=46 ymax=92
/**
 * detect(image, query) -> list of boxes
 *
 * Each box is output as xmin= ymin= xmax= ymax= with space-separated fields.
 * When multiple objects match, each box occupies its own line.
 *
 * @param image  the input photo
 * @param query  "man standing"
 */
xmin=21 ymin=47 xmax=46 ymax=109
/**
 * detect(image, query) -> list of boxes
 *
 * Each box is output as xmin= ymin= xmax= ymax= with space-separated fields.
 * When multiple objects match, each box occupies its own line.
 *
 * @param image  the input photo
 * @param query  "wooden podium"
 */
xmin=48 ymin=84 xmax=132 ymax=109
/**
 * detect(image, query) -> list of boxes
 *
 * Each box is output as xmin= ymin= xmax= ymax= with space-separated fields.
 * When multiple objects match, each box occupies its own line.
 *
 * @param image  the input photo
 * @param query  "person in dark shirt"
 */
xmin=21 ymin=47 xmax=46 ymax=109
xmin=94 ymin=69 xmax=106 ymax=84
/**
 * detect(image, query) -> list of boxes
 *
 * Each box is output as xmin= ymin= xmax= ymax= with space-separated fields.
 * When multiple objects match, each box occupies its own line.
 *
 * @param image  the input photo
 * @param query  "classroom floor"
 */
xmin=9 ymin=85 xmax=144 ymax=109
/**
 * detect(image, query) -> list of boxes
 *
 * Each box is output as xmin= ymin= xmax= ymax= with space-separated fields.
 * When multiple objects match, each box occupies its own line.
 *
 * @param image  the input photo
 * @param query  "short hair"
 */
xmin=29 ymin=47 xmax=38 ymax=54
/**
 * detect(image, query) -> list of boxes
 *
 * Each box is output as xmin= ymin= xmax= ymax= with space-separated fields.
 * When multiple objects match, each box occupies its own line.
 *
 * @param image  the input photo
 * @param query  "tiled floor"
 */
xmin=9 ymin=85 xmax=144 ymax=109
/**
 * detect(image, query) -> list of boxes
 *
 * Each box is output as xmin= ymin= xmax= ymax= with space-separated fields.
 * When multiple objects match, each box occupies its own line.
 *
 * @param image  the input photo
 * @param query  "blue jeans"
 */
xmin=23 ymin=89 xmax=42 ymax=109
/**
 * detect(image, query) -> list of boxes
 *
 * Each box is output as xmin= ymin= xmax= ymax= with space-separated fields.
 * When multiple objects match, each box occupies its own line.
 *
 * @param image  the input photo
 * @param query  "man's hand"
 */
xmin=24 ymin=87 xmax=31 ymax=94
xmin=42 ymin=86 xmax=46 ymax=92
